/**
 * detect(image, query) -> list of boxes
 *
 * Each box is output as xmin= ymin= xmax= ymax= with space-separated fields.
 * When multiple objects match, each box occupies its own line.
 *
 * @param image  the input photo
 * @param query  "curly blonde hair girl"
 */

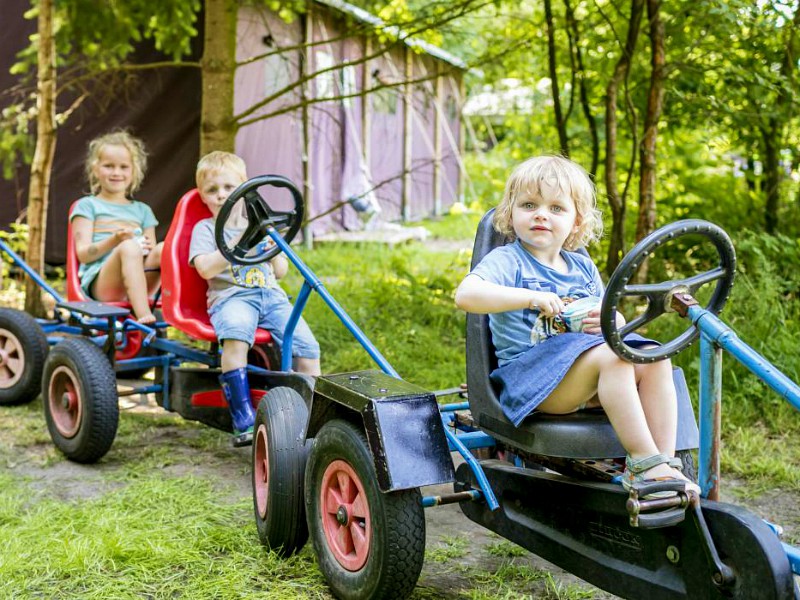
xmin=492 ymin=155 xmax=603 ymax=250
xmin=85 ymin=130 xmax=148 ymax=196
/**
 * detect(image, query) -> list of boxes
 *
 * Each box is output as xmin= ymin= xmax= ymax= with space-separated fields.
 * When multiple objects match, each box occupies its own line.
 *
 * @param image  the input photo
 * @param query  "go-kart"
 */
xmin=0 ymin=177 xmax=798 ymax=600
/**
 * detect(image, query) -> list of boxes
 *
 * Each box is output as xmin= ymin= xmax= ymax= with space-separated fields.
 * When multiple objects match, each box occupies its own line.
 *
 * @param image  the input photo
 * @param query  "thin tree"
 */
xmin=634 ymin=0 xmax=665 ymax=282
xmin=603 ymin=0 xmax=644 ymax=276
xmin=24 ymin=0 xmax=57 ymax=317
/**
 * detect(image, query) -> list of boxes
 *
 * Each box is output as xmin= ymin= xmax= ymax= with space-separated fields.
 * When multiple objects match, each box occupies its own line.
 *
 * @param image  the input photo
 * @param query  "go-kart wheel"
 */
xmin=305 ymin=419 xmax=425 ymax=600
xmin=215 ymin=175 xmax=304 ymax=265
xmin=252 ymin=387 xmax=309 ymax=556
xmin=43 ymin=338 xmax=119 ymax=463
xmin=0 ymin=308 xmax=49 ymax=406
xmin=601 ymin=219 xmax=736 ymax=363
xmin=248 ymin=342 xmax=281 ymax=372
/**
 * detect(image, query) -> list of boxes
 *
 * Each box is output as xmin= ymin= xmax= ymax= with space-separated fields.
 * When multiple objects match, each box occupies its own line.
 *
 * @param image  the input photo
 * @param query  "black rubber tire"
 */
xmin=42 ymin=338 xmax=119 ymax=463
xmin=252 ymin=386 xmax=309 ymax=556
xmin=0 ymin=308 xmax=49 ymax=406
xmin=305 ymin=419 xmax=425 ymax=600
xmin=675 ymin=449 xmax=698 ymax=483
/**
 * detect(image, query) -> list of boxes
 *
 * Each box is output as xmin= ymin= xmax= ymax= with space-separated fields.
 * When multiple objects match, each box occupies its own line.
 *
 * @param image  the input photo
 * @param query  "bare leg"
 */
xmin=294 ymin=357 xmax=321 ymax=376
xmin=221 ymin=339 xmax=249 ymax=372
xmin=635 ymin=358 xmax=678 ymax=457
xmin=92 ymin=239 xmax=156 ymax=323
xmin=538 ymin=344 xmax=692 ymax=488
xmin=144 ymin=242 xmax=163 ymax=296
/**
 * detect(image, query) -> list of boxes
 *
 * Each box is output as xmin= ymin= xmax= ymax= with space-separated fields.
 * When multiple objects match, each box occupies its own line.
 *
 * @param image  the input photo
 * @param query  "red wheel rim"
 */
xmin=319 ymin=459 xmax=371 ymax=571
xmin=48 ymin=366 xmax=82 ymax=438
xmin=0 ymin=328 xmax=25 ymax=389
xmin=254 ymin=423 xmax=270 ymax=518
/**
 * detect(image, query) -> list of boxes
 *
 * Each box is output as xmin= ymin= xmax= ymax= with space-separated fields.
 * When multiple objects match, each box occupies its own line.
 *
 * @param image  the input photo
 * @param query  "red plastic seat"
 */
xmin=160 ymin=189 xmax=272 ymax=344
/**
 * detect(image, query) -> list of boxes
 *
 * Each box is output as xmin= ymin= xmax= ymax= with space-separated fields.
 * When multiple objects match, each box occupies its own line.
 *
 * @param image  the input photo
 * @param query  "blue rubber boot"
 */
xmin=219 ymin=367 xmax=255 ymax=447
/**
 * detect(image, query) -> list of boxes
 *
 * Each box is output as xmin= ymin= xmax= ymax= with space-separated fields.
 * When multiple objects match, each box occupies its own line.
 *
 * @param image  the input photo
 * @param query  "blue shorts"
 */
xmin=209 ymin=287 xmax=320 ymax=359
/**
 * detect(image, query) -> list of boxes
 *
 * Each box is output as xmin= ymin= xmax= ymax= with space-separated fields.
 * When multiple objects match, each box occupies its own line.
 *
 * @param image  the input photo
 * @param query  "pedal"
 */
xmin=626 ymin=481 xmax=690 ymax=528
xmin=231 ymin=431 xmax=253 ymax=448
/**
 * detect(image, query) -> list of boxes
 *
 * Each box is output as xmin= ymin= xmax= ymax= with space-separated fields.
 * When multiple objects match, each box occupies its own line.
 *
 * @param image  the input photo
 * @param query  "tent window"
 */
xmin=315 ymin=51 xmax=336 ymax=100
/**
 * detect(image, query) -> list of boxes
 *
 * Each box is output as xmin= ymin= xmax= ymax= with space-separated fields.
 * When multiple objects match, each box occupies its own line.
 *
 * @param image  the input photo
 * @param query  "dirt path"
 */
xmin=3 ymin=387 xmax=798 ymax=599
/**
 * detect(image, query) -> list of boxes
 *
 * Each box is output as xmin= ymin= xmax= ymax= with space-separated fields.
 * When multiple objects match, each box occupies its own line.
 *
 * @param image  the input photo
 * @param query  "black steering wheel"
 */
xmin=214 ymin=175 xmax=304 ymax=265
xmin=601 ymin=219 xmax=736 ymax=363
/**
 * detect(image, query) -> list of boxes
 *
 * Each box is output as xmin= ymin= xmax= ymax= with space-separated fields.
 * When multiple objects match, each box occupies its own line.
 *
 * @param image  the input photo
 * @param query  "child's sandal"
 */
xmin=622 ymin=453 xmax=683 ymax=499
xmin=668 ymin=456 xmax=683 ymax=471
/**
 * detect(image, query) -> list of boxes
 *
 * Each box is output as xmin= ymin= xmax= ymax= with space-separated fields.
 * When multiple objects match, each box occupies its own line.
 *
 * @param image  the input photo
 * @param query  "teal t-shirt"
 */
xmin=70 ymin=195 xmax=158 ymax=296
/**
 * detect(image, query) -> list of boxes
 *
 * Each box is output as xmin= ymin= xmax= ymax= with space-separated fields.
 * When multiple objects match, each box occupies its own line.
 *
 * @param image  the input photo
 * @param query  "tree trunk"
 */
xmin=200 ymin=0 xmax=238 ymax=155
xmin=544 ymin=0 xmax=569 ymax=157
xmin=564 ymin=0 xmax=598 ymax=177
xmin=635 ymin=0 xmax=665 ymax=282
xmin=604 ymin=0 xmax=644 ymax=276
xmin=24 ymin=0 xmax=57 ymax=317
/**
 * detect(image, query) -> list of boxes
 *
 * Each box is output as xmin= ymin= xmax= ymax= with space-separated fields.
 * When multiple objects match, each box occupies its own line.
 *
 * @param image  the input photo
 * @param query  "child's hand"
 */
xmin=528 ymin=291 xmax=564 ymax=317
xmin=113 ymin=228 xmax=137 ymax=243
xmin=581 ymin=308 xmax=625 ymax=335
xmin=582 ymin=308 xmax=601 ymax=334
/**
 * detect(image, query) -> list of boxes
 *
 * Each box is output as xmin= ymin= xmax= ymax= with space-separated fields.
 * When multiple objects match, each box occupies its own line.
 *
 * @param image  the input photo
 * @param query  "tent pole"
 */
xmin=402 ymin=45 xmax=413 ymax=222
xmin=433 ymin=62 xmax=443 ymax=216
xmin=301 ymin=1 xmax=314 ymax=249
xmin=362 ymin=37 xmax=372 ymax=168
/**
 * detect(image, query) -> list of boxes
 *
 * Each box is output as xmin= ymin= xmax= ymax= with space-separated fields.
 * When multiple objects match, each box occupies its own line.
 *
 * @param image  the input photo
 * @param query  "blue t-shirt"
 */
xmin=469 ymin=240 xmax=604 ymax=366
xmin=70 ymin=195 xmax=158 ymax=295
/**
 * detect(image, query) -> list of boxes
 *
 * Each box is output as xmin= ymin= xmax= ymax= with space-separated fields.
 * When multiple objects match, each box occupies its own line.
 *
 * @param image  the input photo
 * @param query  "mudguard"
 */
xmin=308 ymin=370 xmax=455 ymax=492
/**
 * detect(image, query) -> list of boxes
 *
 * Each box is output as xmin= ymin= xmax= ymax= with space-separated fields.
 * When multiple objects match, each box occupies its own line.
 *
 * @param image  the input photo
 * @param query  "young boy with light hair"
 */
xmin=189 ymin=151 xmax=321 ymax=445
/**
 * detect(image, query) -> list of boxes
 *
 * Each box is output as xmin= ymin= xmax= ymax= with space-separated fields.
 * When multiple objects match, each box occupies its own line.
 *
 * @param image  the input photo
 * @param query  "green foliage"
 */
xmin=281 ymin=241 xmax=471 ymax=390
xmin=0 ymin=222 xmax=29 ymax=279
xmin=13 ymin=0 xmax=201 ymax=78
xmin=644 ymin=229 xmax=800 ymax=456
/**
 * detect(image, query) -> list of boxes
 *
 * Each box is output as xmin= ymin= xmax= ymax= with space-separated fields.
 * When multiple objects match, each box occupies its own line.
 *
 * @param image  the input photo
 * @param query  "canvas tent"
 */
xmin=0 ymin=0 xmax=466 ymax=263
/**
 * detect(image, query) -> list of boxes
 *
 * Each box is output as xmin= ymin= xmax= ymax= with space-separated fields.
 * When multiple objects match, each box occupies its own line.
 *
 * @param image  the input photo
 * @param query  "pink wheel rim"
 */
xmin=319 ymin=459 xmax=371 ymax=571
xmin=254 ymin=423 xmax=270 ymax=518
xmin=48 ymin=366 xmax=82 ymax=438
xmin=0 ymin=329 xmax=25 ymax=389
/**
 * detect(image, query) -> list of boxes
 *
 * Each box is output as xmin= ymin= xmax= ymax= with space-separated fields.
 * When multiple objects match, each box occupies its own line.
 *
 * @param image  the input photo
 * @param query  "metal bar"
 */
xmin=118 ymin=385 xmax=161 ymax=397
xmin=445 ymin=429 xmax=496 ymax=450
xmin=115 ymin=356 xmax=164 ymax=372
xmin=421 ymin=490 xmax=482 ymax=508
xmin=698 ymin=333 xmax=722 ymax=501
xmin=689 ymin=305 xmax=800 ymax=412
xmin=439 ymin=401 xmax=469 ymax=412
xmin=432 ymin=387 xmax=466 ymax=399
xmin=443 ymin=427 xmax=498 ymax=511
xmin=783 ymin=542 xmax=799 ymax=575
xmin=0 ymin=239 xmax=63 ymax=302
xmin=270 ymin=229 xmax=399 ymax=378
xmin=281 ymin=280 xmax=313 ymax=372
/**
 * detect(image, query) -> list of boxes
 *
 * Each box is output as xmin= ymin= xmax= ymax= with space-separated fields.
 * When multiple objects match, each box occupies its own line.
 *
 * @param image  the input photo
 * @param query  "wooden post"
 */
xmin=433 ymin=63 xmax=443 ymax=216
xmin=362 ymin=37 xmax=372 ymax=167
xmin=457 ymin=74 xmax=466 ymax=204
xmin=402 ymin=46 xmax=413 ymax=222
xmin=301 ymin=3 xmax=314 ymax=249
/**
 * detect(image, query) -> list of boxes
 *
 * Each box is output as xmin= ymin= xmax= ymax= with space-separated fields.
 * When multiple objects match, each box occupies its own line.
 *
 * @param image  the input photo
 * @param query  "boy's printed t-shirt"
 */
xmin=469 ymin=240 xmax=604 ymax=366
xmin=70 ymin=195 xmax=158 ymax=292
xmin=189 ymin=218 xmax=280 ymax=308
